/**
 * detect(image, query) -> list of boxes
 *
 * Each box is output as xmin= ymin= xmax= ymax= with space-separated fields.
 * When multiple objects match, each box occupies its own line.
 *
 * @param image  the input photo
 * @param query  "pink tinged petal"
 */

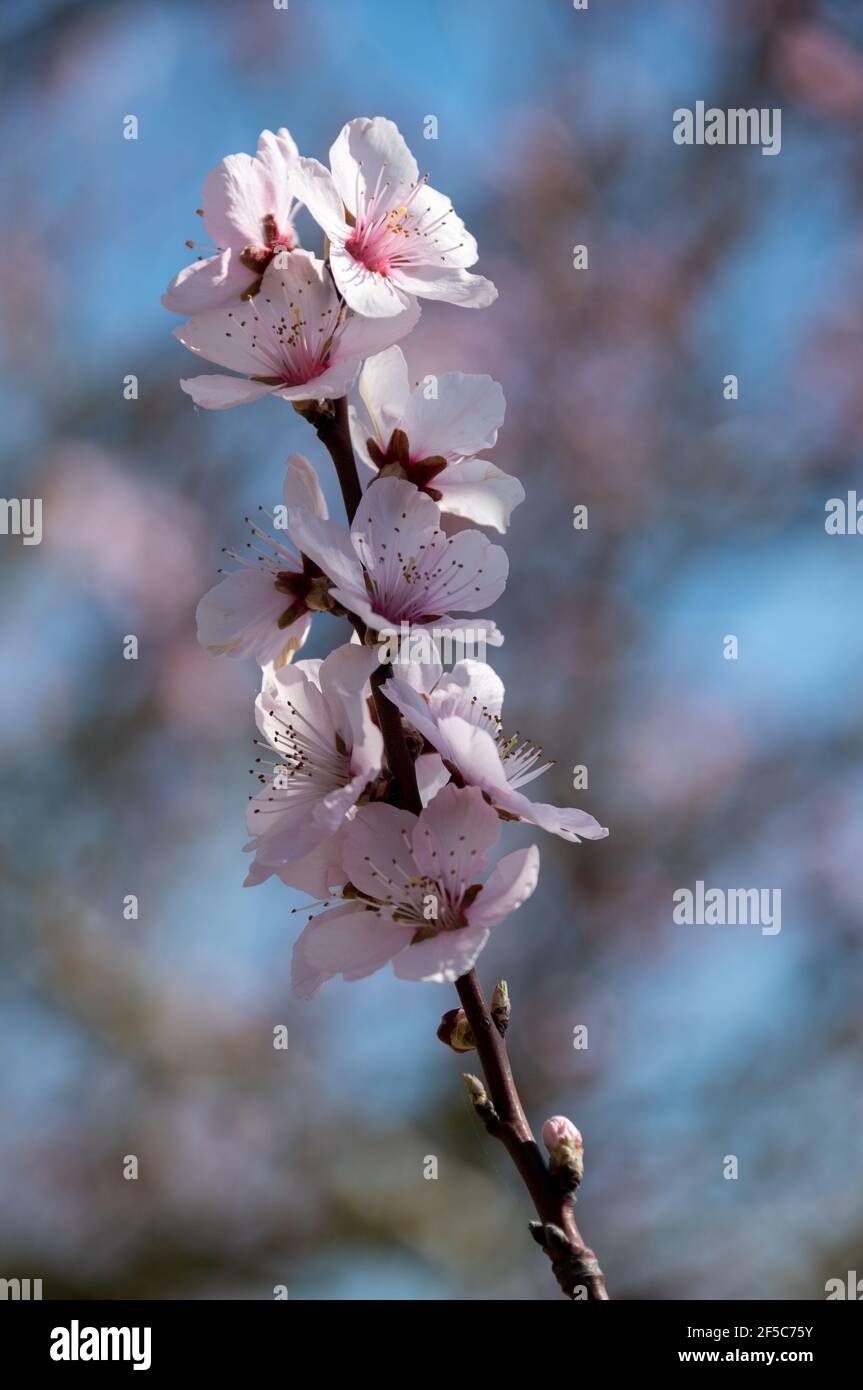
xmin=318 ymin=642 xmax=383 ymax=773
xmin=436 ymin=658 xmax=505 ymax=718
xmin=329 ymin=117 xmax=419 ymax=215
xmin=359 ymin=346 xmax=412 ymax=439
xmin=285 ymin=508 xmax=365 ymax=596
xmin=388 ymin=263 xmax=498 ymax=308
xmin=273 ymin=359 xmax=362 ymax=402
xmin=314 ymin=768 xmax=376 ymax=834
xmin=274 ymin=824 xmax=349 ymax=898
xmin=291 ymin=903 xmax=411 ymax=999
xmin=433 ymin=460 xmax=525 ymax=534
xmin=427 ymin=528 xmax=509 ymax=613
xmin=335 ymin=297 xmax=422 ymax=359
xmin=342 ymin=802 xmax=419 ymax=903
xmin=351 ymin=475 xmax=439 ymax=575
xmin=202 ymin=153 xmax=267 ymax=249
xmin=349 ymin=404 xmax=377 ymax=472
xmin=392 ymin=924 xmax=490 ymax=983
xmin=179 ymin=375 xmax=276 ymax=410
xmin=436 ymin=716 xmax=512 ymax=794
xmin=381 ymin=674 xmax=442 ymax=749
xmin=415 ymin=752 xmax=451 ymax=806
xmin=467 ymin=845 xmax=540 ymax=928
xmin=283 ymin=454 xmax=328 ymax=519
xmin=503 ymin=793 xmax=609 ymax=843
xmin=161 ymin=249 xmax=256 ymax=314
xmin=256 ymin=126 xmax=300 ymax=181
xmin=411 ymin=782 xmax=501 ymax=883
xmin=202 ymin=147 xmax=297 ymax=252
xmin=173 ymin=307 xmax=271 ymax=376
xmin=291 ymin=157 xmax=350 ymax=241
xmin=403 ymin=372 xmax=505 ymax=458
xmin=195 ymin=569 xmax=309 ymax=665
xmin=329 ymin=246 xmax=413 ymax=317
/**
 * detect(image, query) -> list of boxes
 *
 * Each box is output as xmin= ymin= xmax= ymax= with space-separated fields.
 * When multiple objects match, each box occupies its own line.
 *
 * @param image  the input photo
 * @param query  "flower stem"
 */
xmin=311 ymin=395 xmax=609 ymax=1301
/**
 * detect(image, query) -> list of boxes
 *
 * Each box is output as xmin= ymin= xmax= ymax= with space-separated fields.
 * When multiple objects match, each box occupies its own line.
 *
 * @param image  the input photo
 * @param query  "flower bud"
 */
xmin=437 ymin=1006 xmax=475 ymax=1053
xmin=491 ymin=979 xmax=510 ymax=1034
xmin=542 ymin=1115 xmax=584 ymax=1192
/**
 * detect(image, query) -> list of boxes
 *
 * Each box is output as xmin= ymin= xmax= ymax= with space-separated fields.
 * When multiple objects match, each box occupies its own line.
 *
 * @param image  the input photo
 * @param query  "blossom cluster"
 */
xmin=165 ymin=117 xmax=607 ymax=998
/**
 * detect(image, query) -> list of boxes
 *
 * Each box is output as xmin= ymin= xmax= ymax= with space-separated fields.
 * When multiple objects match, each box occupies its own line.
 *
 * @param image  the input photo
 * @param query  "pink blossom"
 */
xmin=292 ymin=784 xmax=539 ymax=998
xmin=196 ymin=455 xmax=328 ymax=667
xmin=286 ymin=476 xmax=508 ymax=644
xmin=175 ymin=251 xmax=419 ymax=410
xmin=383 ymin=657 xmax=608 ymax=843
xmin=293 ymin=117 xmax=497 ymax=318
xmin=244 ymin=644 xmax=384 ymax=896
xmin=163 ymin=128 xmax=303 ymax=314
xmin=351 ymin=346 xmax=524 ymax=532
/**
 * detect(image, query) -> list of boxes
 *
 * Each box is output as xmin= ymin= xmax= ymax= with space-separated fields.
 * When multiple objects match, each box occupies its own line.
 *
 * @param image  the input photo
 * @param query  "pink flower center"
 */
xmin=344 ymin=167 xmax=460 ymax=277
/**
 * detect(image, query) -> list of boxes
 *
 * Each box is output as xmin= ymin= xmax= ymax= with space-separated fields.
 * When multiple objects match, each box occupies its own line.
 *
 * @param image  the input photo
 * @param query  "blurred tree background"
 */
xmin=1 ymin=0 xmax=862 ymax=1298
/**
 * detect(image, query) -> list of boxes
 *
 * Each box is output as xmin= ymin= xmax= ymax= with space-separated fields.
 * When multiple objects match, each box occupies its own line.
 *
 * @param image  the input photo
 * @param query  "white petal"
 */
xmin=195 ymin=568 xmax=308 ymax=665
xmin=404 ymin=374 xmax=505 ymax=458
xmin=291 ymin=156 xmax=350 ymax=241
xmin=389 ymin=263 xmax=498 ymax=308
xmin=434 ymin=460 xmax=525 ymax=533
xmin=359 ymin=346 xmax=411 ymax=441
xmin=329 ymin=117 xmax=418 ymax=215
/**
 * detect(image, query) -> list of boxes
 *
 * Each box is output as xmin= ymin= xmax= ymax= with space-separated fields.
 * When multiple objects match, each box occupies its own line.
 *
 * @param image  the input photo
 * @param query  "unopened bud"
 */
xmin=437 ymin=1007 xmax=475 ymax=1053
xmin=462 ymin=1073 xmax=489 ymax=1107
xmin=491 ymin=979 xmax=510 ymax=1034
xmin=542 ymin=1115 xmax=584 ymax=1191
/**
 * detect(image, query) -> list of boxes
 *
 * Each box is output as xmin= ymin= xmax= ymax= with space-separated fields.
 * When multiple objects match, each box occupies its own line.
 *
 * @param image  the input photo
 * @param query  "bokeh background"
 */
xmin=1 ymin=0 xmax=862 ymax=1300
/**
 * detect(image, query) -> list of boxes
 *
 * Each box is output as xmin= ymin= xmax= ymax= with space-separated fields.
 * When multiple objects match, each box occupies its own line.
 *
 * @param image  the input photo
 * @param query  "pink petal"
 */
xmin=392 ymin=923 xmax=490 ymax=983
xmin=468 ymin=846 xmax=540 ymax=928
xmin=342 ymin=802 xmax=419 ymax=903
xmin=286 ymin=509 xmax=365 ymax=596
xmin=292 ymin=903 xmax=411 ymax=999
xmin=330 ymin=247 xmax=411 ymax=317
xmin=161 ymin=249 xmax=255 ymax=315
xmin=411 ymin=783 xmax=500 ymax=884
xmin=179 ymin=375 xmax=276 ymax=410
xmin=195 ymin=568 xmax=308 ymax=665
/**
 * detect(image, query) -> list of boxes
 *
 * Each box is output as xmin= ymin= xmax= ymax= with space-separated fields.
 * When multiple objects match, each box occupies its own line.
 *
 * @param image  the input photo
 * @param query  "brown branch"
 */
xmin=307 ymin=394 xmax=608 ymax=1301
xmin=456 ymin=971 xmax=608 ymax=1300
